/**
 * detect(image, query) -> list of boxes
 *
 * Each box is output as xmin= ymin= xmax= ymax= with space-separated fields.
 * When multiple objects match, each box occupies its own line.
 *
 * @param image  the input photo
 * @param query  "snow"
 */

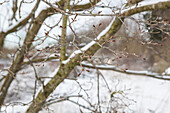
xmin=1 ymin=0 xmax=50 ymax=49
xmin=42 ymin=68 xmax=170 ymax=113
xmin=81 ymin=62 xmax=170 ymax=79
xmin=44 ymin=65 xmax=60 ymax=85
xmin=138 ymin=0 xmax=170 ymax=7
xmin=1 ymin=0 xmax=169 ymax=49
xmin=0 ymin=0 xmax=35 ymax=32
xmin=1 ymin=105 xmax=28 ymax=113
xmin=1 ymin=62 xmax=170 ymax=113
xmin=1 ymin=0 xmax=170 ymax=113
xmin=62 ymin=18 xmax=115 ymax=64
xmin=62 ymin=0 xmax=170 ymax=64
xmin=1 ymin=0 xmax=124 ymax=49
xmin=53 ymin=69 xmax=170 ymax=113
xmin=165 ymin=67 xmax=170 ymax=74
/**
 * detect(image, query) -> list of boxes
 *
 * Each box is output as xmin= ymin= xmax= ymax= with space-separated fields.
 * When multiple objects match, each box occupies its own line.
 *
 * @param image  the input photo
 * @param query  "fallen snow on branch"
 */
xmin=62 ymin=0 xmax=170 ymax=65
xmin=140 ymin=0 xmax=170 ymax=7
xmin=1 ymin=62 xmax=170 ymax=113
xmin=119 ymin=0 xmax=170 ymax=14
xmin=62 ymin=17 xmax=115 ymax=64
xmin=81 ymin=62 xmax=170 ymax=80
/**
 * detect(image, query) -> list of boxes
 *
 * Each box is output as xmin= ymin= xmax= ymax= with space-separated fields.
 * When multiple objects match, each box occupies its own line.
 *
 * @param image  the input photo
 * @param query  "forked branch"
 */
xmin=26 ymin=1 xmax=170 ymax=113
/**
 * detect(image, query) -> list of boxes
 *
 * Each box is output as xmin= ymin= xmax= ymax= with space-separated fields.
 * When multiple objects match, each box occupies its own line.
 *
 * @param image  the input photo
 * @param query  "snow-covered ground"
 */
xmin=1 ymin=63 xmax=170 ymax=113
xmin=42 ymin=68 xmax=170 ymax=113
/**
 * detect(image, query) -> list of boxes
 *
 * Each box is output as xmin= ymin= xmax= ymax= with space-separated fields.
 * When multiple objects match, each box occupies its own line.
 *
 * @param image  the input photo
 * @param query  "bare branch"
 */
xmin=56 ymin=0 xmax=101 ymax=11
xmin=60 ymin=0 xmax=70 ymax=63
xmin=21 ymin=56 xmax=59 ymax=66
xmin=0 ymin=0 xmax=41 ymax=49
xmin=71 ymin=0 xmax=101 ymax=11
xmin=81 ymin=63 xmax=170 ymax=80
xmin=0 ymin=8 xmax=53 ymax=107
xmin=6 ymin=0 xmax=41 ymax=34
xmin=26 ymin=1 xmax=170 ymax=113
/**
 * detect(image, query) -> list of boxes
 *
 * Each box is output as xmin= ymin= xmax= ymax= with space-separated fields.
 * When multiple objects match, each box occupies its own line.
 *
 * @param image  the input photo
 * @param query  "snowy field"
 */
xmin=1 ymin=62 xmax=170 ymax=113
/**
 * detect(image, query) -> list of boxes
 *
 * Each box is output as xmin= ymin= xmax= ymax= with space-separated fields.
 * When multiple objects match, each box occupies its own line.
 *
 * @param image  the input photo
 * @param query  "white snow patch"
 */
xmin=41 ymin=69 xmax=170 ymax=113
xmin=165 ymin=67 xmax=170 ymax=74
